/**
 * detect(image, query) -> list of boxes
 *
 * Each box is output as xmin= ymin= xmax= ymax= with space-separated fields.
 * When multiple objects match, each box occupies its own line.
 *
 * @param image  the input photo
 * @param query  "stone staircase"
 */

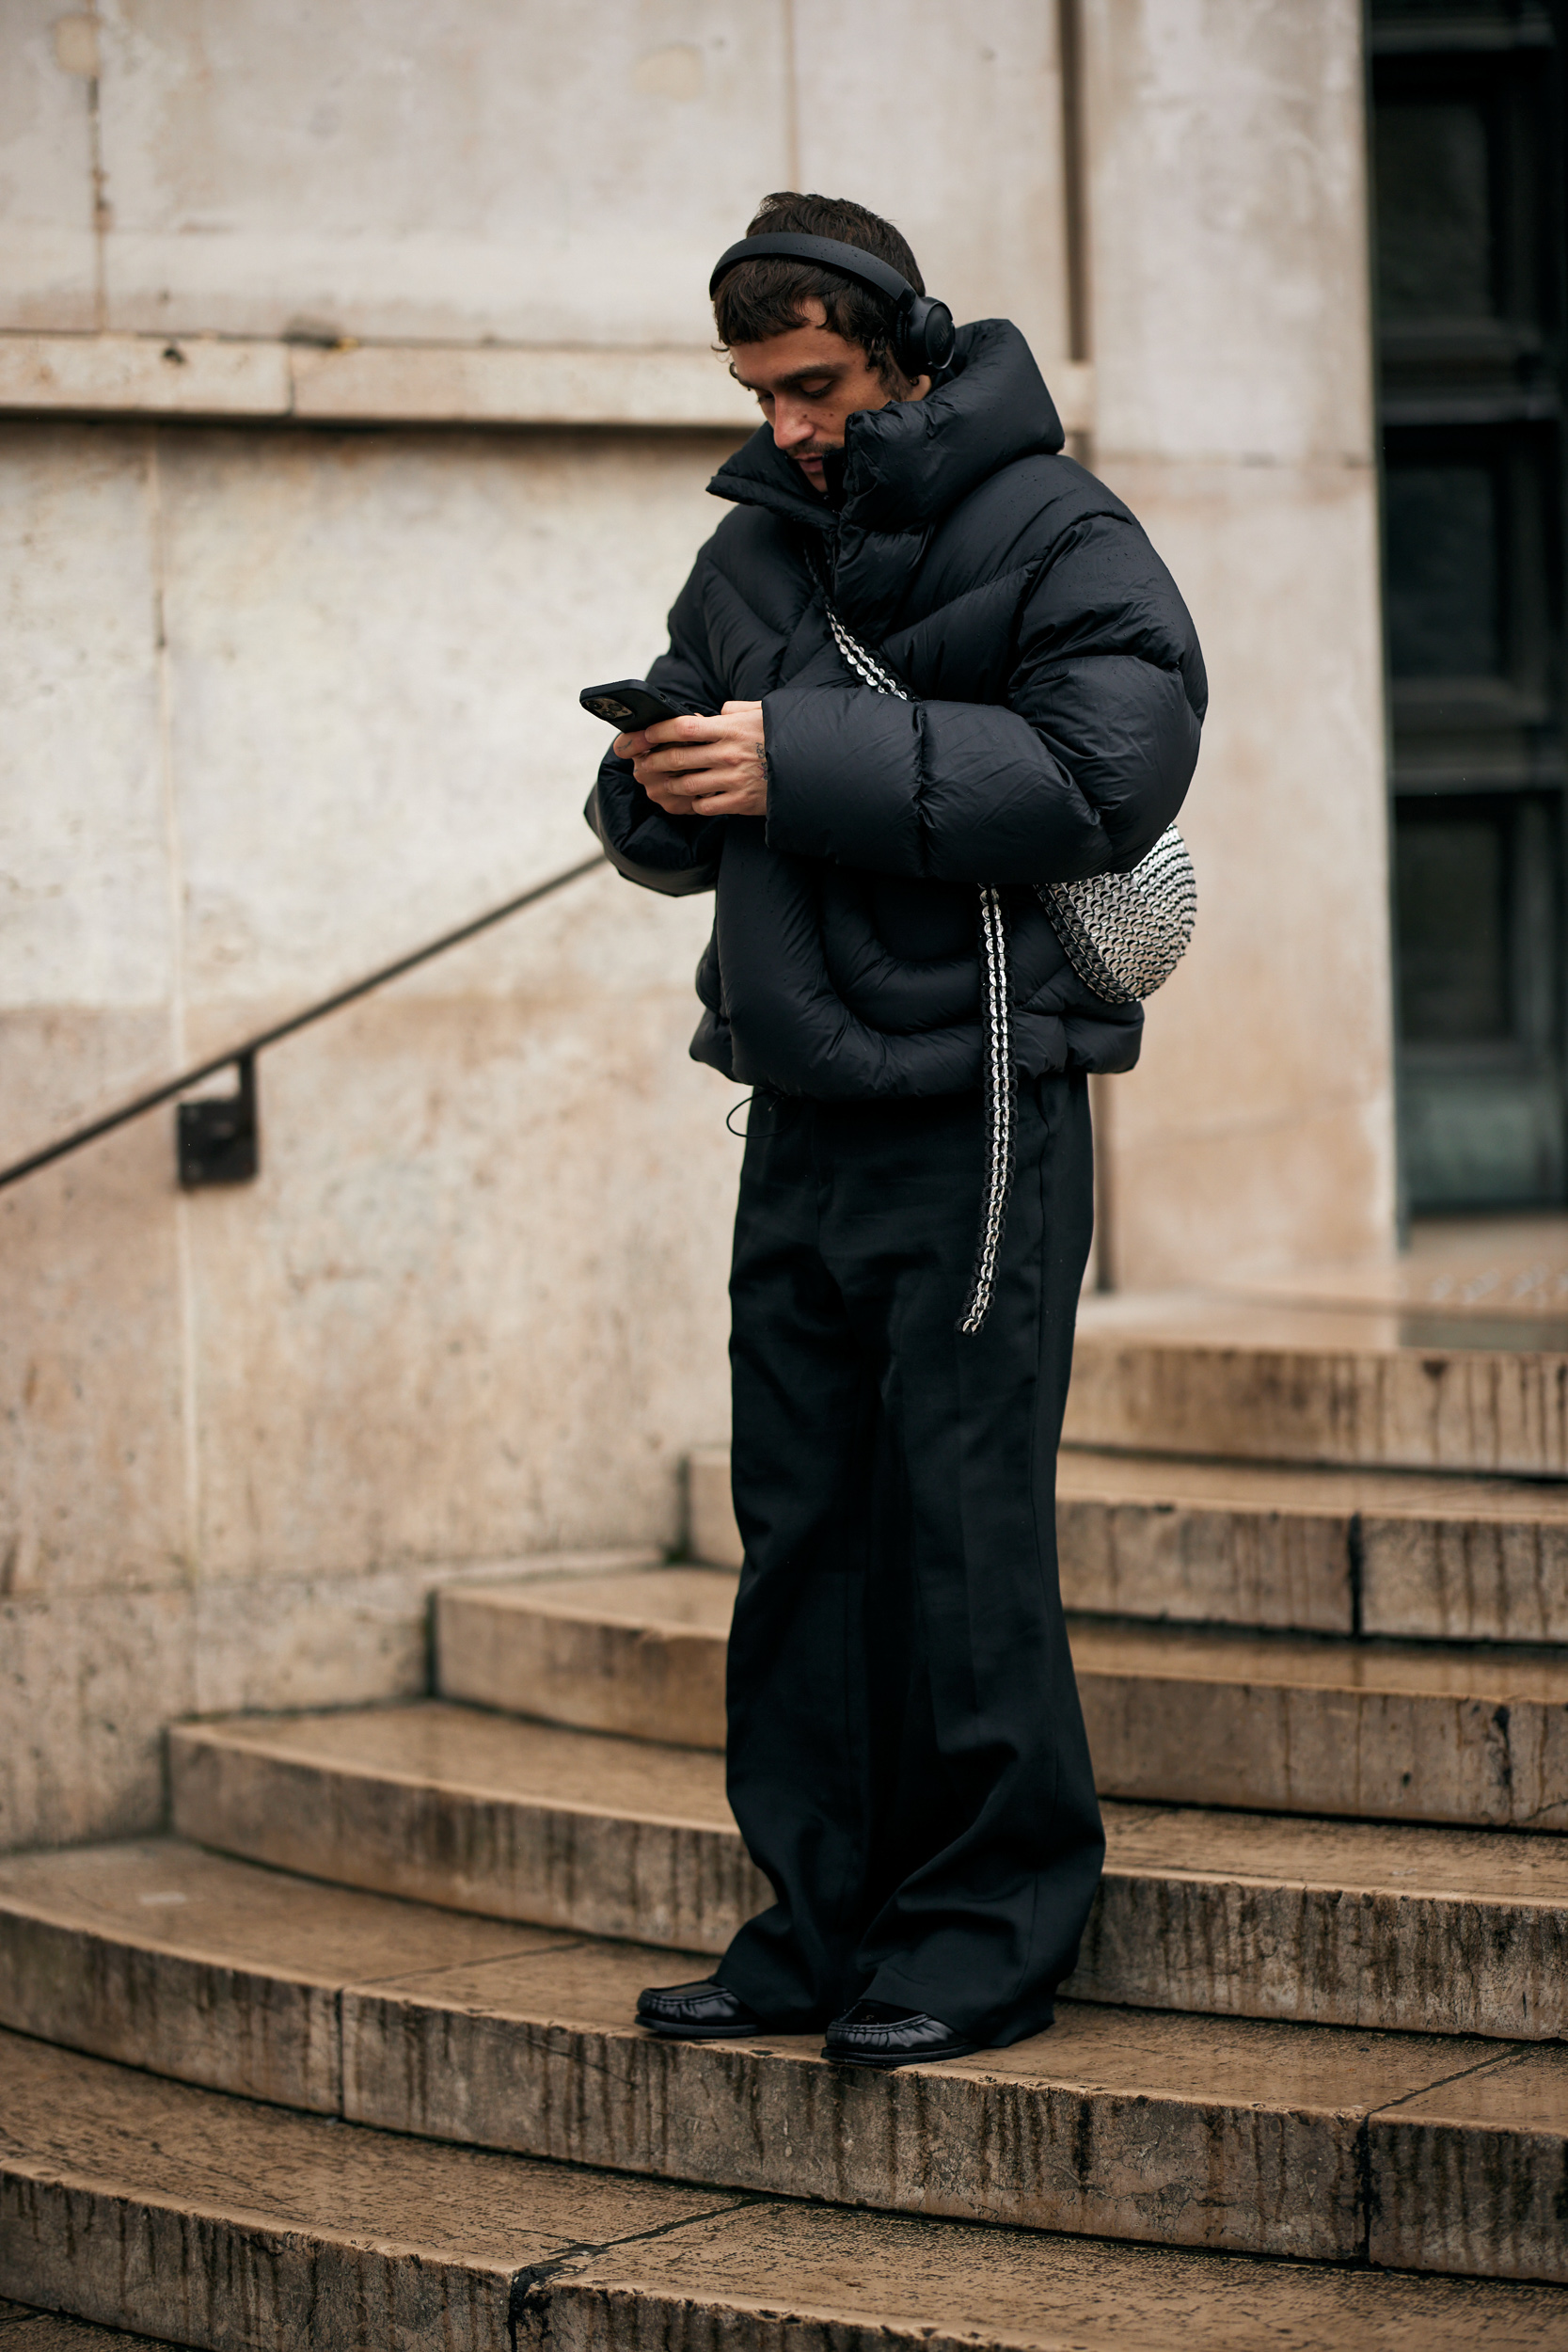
xmin=4 ymin=1291 xmax=1568 ymax=2347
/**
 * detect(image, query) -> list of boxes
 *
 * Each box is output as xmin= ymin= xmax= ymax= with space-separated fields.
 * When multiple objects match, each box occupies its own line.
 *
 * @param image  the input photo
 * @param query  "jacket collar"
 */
xmin=706 ymin=319 xmax=1065 ymax=542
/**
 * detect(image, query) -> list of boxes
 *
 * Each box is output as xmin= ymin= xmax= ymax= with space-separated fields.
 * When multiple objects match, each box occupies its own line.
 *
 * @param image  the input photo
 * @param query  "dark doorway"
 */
xmin=1371 ymin=0 xmax=1567 ymax=1208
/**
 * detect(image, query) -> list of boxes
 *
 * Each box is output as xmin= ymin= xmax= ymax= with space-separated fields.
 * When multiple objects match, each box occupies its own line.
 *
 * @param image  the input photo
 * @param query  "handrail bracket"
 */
xmin=178 ymin=1052 xmax=260 ymax=1187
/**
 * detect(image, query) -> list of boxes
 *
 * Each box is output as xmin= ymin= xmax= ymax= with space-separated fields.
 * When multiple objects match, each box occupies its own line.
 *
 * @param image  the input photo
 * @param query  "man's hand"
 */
xmin=614 ymin=702 xmax=768 ymax=818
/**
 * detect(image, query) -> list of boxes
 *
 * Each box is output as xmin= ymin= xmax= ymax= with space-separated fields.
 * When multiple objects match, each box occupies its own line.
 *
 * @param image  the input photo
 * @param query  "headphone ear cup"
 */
xmin=899 ymin=295 xmax=956 ymax=376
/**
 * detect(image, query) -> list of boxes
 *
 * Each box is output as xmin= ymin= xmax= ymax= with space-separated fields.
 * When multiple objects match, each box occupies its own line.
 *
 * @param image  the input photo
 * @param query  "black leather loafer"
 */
xmin=822 ymin=1997 xmax=980 ymax=2070
xmin=635 ymin=1978 xmax=767 ymax=2040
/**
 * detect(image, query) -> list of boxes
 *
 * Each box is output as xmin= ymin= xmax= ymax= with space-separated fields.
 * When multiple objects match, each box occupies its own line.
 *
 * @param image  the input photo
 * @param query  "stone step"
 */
xmin=436 ymin=1564 xmax=735 ymax=1736
xmin=436 ymin=1569 xmax=1568 ymax=1831
xmin=4 ymin=1861 xmax=1568 ymax=2283
xmin=689 ymin=1440 xmax=1568 ymax=1643
xmin=686 ymin=1442 xmax=742 ymax=1569
xmin=1071 ymin=1615 xmax=1568 ymax=1830
xmin=0 ymin=2309 xmax=177 ymax=2351
xmin=1055 ymin=1448 xmax=1568 ymax=1643
xmin=171 ymin=1703 xmax=759 ymax=1953
xmin=7 ymin=2034 xmax=1565 ymax=2349
xmin=1062 ymin=1293 xmax=1568 ymax=1475
xmin=165 ymin=1713 xmax=1568 ymax=2037
xmin=0 ymin=1834 xmax=567 ymax=2113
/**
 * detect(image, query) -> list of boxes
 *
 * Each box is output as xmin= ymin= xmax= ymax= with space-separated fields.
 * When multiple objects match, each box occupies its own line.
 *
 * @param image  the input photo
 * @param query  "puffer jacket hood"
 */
xmin=587 ymin=319 xmax=1205 ymax=1099
xmin=710 ymin=320 xmax=1065 ymax=588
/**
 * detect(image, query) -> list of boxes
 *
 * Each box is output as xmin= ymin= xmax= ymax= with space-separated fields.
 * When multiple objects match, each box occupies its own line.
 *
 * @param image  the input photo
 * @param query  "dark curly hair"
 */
xmin=712 ymin=192 xmax=926 ymax=389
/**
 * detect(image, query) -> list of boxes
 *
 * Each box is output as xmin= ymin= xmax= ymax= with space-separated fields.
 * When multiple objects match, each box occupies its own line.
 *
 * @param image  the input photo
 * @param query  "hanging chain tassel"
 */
xmin=815 ymin=578 xmax=1015 ymax=1337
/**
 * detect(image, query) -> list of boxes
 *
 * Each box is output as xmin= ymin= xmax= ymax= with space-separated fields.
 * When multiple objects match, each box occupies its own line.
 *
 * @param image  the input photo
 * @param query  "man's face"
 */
xmin=727 ymin=297 xmax=926 ymax=496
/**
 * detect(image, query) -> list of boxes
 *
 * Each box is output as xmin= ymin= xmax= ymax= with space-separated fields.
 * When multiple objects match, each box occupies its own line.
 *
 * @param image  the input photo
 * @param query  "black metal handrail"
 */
xmin=0 ymin=852 xmax=607 ymax=1193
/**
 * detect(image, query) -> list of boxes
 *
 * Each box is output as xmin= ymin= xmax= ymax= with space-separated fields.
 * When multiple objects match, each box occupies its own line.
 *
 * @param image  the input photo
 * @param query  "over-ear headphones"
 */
xmin=709 ymin=233 xmax=957 ymax=380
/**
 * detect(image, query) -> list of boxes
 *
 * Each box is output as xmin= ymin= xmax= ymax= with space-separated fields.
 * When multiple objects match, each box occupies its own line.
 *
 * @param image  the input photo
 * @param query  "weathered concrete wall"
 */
xmin=0 ymin=420 xmax=746 ymax=1847
xmin=0 ymin=2 xmax=1080 ymax=1847
xmin=2 ymin=0 xmax=1070 ymax=367
xmin=0 ymin=0 xmax=1397 ymax=1845
xmin=1082 ymin=0 xmax=1395 ymax=1284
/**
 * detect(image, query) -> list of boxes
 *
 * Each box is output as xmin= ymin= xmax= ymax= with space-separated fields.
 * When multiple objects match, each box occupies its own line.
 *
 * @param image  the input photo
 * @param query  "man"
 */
xmin=588 ymin=191 xmax=1204 ymax=2068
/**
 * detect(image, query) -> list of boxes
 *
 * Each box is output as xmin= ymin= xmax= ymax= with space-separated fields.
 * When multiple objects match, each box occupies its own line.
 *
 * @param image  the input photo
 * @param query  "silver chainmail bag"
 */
xmin=818 ymin=592 xmax=1196 ymax=1334
xmin=1039 ymin=828 xmax=1196 ymax=1006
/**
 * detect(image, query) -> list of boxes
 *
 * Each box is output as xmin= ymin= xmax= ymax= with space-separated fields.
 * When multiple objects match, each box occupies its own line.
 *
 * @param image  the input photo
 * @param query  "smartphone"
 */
xmin=579 ymin=678 xmax=687 ymax=730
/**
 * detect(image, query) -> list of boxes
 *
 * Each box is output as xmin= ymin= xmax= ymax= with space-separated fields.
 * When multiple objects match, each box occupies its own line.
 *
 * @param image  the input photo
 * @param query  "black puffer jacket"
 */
xmin=587 ymin=320 xmax=1206 ymax=1097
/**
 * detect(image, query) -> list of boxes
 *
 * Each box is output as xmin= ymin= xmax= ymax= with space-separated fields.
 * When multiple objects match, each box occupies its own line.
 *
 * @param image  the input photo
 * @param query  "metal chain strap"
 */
xmin=817 ymin=595 xmax=1015 ymax=1336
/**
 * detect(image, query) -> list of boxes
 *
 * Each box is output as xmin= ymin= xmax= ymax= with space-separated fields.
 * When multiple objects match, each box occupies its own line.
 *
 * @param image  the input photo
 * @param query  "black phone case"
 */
xmin=579 ymin=679 xmax=685 ymax=729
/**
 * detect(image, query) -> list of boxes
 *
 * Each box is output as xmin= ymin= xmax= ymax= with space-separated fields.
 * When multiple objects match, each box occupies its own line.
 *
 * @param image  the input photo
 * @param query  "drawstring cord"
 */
xmin=816 ymin=596 xmax=1015 ymax=1335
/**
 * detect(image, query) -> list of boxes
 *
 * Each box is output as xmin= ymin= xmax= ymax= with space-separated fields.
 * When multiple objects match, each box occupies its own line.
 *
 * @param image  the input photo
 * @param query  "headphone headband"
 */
xmin=708 ymin=232 xmax=917 ymax=311
xmin=709 ymin=231 xmax=957 ymax=377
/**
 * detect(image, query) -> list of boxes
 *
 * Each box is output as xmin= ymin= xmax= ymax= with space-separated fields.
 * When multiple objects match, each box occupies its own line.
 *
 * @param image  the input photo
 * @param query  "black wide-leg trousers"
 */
xmin=715 ymin=1073 xmax=1104 ymax=2048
